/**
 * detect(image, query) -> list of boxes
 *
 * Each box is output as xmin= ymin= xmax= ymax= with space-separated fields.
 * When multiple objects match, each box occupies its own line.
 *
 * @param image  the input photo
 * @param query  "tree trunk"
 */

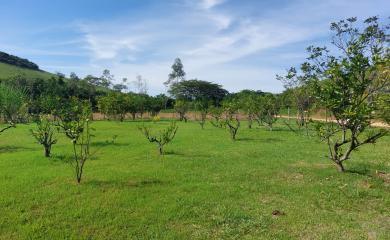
xmin=159 ymin=145 xmax=163 ymax=155
xmin=44 ymin=146 xmax=51 ymax=157
xmin=288 ymin=107 xmax=290 ymax=122
xmin=335 ymin=161 xmax=345 ymax=172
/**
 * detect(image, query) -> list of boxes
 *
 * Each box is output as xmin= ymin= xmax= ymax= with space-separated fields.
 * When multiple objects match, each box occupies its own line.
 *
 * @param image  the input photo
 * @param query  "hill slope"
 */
xmin=0 ymin=62 xmax=54 ymax=80
xmin=0 ymin=51 xmax=40 ymax=70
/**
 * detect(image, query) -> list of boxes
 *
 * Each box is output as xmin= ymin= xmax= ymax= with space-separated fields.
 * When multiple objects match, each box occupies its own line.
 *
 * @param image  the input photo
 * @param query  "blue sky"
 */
xmin=0 ymin=0 xmax=388 ymax=94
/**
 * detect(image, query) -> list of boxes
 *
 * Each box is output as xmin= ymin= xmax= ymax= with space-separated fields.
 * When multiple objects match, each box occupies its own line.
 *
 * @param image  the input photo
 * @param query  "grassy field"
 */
xmin=0 ymin=120 xmax=389 ymax=239
xmin=0 ymin=62 xmax=53 ymax=80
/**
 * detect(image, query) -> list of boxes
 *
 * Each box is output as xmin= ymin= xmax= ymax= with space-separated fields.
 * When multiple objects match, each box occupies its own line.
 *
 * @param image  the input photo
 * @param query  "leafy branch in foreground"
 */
xmin=30 ymin=115 xmax=57 ymax=157
xmin=138 ymin=121 xmax=178 ymax=155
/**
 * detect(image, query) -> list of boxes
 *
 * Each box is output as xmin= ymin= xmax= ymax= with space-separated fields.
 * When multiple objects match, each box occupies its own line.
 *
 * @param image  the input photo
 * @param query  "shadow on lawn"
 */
xmin=0 ymin=145 xmax=33 ymax=153
xmin=164 ymin=150 xmax=213 ymax=159
xmin=91 ymin=141 xmax=128 ymax=147
xmin=236 ymin=137 xmax=285 ymax=143
xmin=51 ymin=154 xmax=72 ymax=164
xmin=346 ymin=169 xmax=370 ymax=176
xmin=86 ymin=179 xmax=166 ymax=188
xmin=236 ymin=137 xmax=255 ymax=141
xmin=163 ymin=150 xmax=186 ymax=156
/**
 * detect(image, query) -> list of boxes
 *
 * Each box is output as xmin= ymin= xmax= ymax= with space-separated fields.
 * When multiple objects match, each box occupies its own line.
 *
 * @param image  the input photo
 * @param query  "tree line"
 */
xmin=0 ymin=51 xmax=40 ymax=70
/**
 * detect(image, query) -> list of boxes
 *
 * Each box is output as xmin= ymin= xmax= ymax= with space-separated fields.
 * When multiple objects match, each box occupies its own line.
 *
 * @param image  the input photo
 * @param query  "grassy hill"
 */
xmin=0 ymin=62 xmax=54 ymax=80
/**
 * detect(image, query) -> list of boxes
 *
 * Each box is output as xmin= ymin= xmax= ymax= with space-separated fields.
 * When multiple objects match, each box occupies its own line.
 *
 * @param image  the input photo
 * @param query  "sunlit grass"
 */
xmin=0 ymin=120 xmax=389 ymax=239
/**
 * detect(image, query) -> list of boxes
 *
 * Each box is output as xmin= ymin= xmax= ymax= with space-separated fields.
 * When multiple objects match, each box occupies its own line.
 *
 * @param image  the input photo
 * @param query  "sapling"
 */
xmin=225 ymin=115 xmax=240 ymax=140
xmin=138 ymin=121 xmax=178 ymax=155
xmin=174 ymin=100 xmax=189 ymax=122
xmin=194 ymin=100 xmax=210 ymax=129
xmin=30 ymin=115 xmax=57 ymax=157
xmin=209 ymin=100 xmax=241 ymax=140
xmin=222 ymin=100 xmax=241 ymax=140
xmin=209 ymin=106 xmax=224 ymax=128
xmin=256 ymin=95 xmax=280 ymax=131
xmin=55 ymin=99 xmax=94 ymax=183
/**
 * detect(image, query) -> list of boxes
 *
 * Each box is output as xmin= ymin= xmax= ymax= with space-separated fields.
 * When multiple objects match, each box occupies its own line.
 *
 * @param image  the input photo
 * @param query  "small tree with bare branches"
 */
xmin=138 ymin=121 xmax=178 ymax=155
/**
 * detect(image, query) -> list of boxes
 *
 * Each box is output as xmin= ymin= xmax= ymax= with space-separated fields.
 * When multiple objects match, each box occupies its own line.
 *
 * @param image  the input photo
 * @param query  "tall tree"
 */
xmin=100 ymin=69 xmax=114 ymax=88
xmin=168 ymin=79 xmax=228 ymax=105
xmin=113 ymin=78 xmax=128 ymax=92
xmin=164 ymin=58 xmax=186 ymax=87
xmin=133 ymin=74 xmax=148 ymax=94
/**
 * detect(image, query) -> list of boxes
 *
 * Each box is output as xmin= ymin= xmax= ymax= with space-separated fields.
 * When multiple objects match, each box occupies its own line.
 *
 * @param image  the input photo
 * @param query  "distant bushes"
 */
xmin=0 ymin=51 xmax=40 ymax=70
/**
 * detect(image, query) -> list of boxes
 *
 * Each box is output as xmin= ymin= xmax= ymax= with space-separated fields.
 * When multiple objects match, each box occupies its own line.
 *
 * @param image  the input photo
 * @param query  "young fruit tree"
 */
xmin=225 ymin=115 xmax=240 ymax=140
xmin=0 ymin=84 xmax=25 ymax=134
xmin=237 ymin=91 xmax=259 ymax=129
xmin=174 ymin=100 xmax=190 ymax=122
xmin=277 ymin=68 xmax=314 ymax=135
xmin=30 ymin=115 xmax=57 ymax=157
xmin=209 ymin=106 xmax=224 ymax=128
xmin=194 ymin=100 xmax=210 ymax=129
xmin=223 ymin=99 xmax=241 ymax=140
xmin=138 ymin=121 xmax=178 ymax=155
xmin=256 ymin=95 xmax=280 ymax=131
xmin=55 ymin=98 xmax=94 ymax=183
xmin=290 ymin=17 xmax=389 ymax=172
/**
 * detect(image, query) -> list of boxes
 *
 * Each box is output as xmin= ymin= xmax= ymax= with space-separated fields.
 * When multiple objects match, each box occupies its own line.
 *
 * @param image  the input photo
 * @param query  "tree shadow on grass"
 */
xmin=236 ymin=137 xmax=255 ymax=141
xmin=86 ymin=178 xmax=166 ymax=188
xmin=239 ymin=137 xmax=285 ymax=143
xmin=91 ymin=141 xmax=128 ymax=147
xmin=346 ymin=169 xmax=371 ymax=176
xmin=163 ymin=150 xmax=213 ymax=159
xmin=0 ymin=145 xmax=33 ymax=153
xmin=51 ymin=154 xmax=72 ymax=164
xmin=163 ymin=150 xmax=186 ymax=156
xmin=263 ymin=137 xmax=285 ymax=143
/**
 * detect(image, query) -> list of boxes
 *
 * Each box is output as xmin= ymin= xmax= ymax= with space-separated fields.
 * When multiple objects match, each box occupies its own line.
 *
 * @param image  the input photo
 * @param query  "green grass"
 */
xmin=0 ymin=120 xmax=389 ymax=239
xmin=0 ymin=62 xmax=54 ymax=80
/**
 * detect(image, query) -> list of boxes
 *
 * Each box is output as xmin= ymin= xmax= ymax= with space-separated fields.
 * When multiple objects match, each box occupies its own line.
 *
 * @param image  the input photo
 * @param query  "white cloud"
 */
xmin=56 ymin=0 xmax=389 ymax=94
xmin=200 ymin=0 xmax=225 ymax=10
xmin=84 ymin=33 xmax=140 ymax=59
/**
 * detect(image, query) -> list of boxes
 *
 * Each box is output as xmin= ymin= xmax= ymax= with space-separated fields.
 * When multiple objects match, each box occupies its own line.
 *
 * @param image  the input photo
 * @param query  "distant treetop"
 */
xmin=0 ymin=51 xmax=40 ymax=71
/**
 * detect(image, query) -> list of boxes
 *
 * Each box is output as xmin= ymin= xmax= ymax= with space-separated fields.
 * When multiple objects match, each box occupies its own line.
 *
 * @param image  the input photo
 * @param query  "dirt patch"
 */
xmin=375 ymin=171 xmax=390 ymax=185
xmin=290 ymin=161 xmax=333 ymax=169
xmin=279 ymin=115 xmax=389 ymax=128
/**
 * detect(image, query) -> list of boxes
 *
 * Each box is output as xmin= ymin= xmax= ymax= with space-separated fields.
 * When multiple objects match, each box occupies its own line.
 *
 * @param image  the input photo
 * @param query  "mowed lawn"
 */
xmin=0 ymin=120 xmax=389 ymax=239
